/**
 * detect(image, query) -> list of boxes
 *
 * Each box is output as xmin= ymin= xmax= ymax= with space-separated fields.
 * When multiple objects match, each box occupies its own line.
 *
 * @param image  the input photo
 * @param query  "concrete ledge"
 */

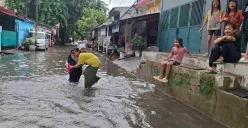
xmin=137 ymin=60 xmax=248 ymax=128
xmin=141 ymin=51 xmax=248 ymax=90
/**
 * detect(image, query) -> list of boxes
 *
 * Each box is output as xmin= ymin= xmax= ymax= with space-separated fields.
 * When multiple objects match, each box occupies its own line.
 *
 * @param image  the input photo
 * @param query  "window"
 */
xmin=169 ymin=7 xmax=179 ymax=28
xmin=179 ymin=4 xmax=190 ymax=27
xmin=190 ymin=0 xmax=204 ymax=26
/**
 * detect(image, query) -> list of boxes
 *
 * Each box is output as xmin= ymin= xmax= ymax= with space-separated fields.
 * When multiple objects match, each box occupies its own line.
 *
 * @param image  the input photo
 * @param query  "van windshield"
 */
xmin=28 ymin=32 xmax=45 ymax=39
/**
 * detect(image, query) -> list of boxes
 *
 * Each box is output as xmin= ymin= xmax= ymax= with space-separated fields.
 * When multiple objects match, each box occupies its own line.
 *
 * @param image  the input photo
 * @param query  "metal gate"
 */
xmin=159 ymin=10 xmax=170 ymax=51
xmin=159 ymin=0 xmax=205 ymax=53
xmin=236 ymin=0 xmax=248 ymax=52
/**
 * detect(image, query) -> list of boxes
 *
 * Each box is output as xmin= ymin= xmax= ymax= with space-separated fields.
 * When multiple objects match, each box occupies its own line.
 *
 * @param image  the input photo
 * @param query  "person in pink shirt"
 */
xmin=157 ymin=38 xmax=195 ymax=83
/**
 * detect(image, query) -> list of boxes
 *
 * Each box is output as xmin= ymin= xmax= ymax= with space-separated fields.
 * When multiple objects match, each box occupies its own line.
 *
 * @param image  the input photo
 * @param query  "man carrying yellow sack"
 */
xmin=70 ymin=51 xmax=101 ymax=88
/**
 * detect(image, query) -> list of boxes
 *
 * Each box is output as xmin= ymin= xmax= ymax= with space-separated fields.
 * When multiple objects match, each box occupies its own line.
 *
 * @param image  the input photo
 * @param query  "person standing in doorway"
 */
xmin=240 ymin=1 xmax=248 ymax=61
xmin=199 ymin=0 xmax=224 ymax=57
xmin=221 ymin=0 xmax=244 ymax=52
xmin=109 ymin=38 xmax=118 ymax=59
xmin=91 ymin=38 xmax=95 ymax=51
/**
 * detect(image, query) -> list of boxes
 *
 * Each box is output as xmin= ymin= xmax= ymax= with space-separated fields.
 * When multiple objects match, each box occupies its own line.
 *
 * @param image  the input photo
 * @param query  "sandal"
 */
xmin=205 ymin=69 xmax=217 ymax=74
xmin=162 ymin=78 xmax=169 ymax=83
xmin=213 ymin=61 xmax=224 ymax=64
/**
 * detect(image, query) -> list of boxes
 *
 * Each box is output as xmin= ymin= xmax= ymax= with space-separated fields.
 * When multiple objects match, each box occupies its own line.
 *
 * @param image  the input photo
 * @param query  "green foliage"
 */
xmin=200 ymin=76 xmax=215 ymax=96
xmin=117 ymin=47 xmax=125 ymax=53
xmin=132 ymin=34 xmax=146 ymax=50
xmin=4 ymin=0 xmax=109 ymax=41
xmin=23 ymin=37 xmax=35 ymax=50
xmin=77 ymin=8 xmax=110 ymax=37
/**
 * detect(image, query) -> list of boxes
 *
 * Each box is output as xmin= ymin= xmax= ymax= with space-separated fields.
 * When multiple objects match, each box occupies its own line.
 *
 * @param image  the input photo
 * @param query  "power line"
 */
xmin=118 ymin=0 xmax=124 ymax=6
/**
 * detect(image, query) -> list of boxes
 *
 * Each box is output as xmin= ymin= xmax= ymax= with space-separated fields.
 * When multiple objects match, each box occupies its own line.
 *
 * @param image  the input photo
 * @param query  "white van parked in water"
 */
xmin=28 ymin=31 xmax=50 ymax=50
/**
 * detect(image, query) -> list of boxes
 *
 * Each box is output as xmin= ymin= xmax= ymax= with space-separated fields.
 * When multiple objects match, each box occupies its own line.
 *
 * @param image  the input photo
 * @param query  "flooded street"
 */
xmin=0 ymin=46 xmax=226 ymax=128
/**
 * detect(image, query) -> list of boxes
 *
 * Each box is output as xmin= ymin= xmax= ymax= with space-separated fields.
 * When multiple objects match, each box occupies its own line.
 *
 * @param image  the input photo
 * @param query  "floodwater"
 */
xmin=0 ymin=46 xmax=226 ymax=128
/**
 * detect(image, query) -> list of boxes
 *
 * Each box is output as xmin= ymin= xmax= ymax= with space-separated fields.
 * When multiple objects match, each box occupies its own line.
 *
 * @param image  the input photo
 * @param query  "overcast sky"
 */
xmin=103 ymin=0 xmax=136 ymax=10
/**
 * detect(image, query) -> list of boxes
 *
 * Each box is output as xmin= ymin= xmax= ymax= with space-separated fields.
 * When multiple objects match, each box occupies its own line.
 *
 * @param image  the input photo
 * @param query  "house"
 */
xmin=158 ymin=0 xmax=247 ymax=53
xmin=97 ymin=22 xmax=112 ymax=52
xmin=0 ymin=6 xmax=19 ymax=48
xmin=15 ymin=19 xmax=35 ymax=47
xmin=116 ymin=0 xmax=160 ymax=55
xmin=0 ymin=5 xmax=55 ymax=50
xmin=108 ymin=7 xmax=131 ymax=48
xmin=108 ymin=7 xmax=131 ymax=21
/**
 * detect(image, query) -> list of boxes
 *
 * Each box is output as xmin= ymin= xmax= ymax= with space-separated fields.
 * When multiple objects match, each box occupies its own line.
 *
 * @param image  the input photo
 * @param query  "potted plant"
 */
xmin=28 ymin=37 xmax=36 ymax=51
xmin=117 ymin=47 xmax=125 ymax=59
xmin=23 ymin=41 xmax=30 ymax=51
xmin=23 ymin=37 xmax=35 ymax=51
xmin=132 ymin=34 xmax=145 ymax=57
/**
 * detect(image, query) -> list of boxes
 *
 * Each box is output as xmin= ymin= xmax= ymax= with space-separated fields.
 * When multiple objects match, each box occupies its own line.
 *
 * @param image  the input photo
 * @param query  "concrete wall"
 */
xmin=137 ymin=60 xmax=248 ymax=128
xmin=141 ymin=51 xmax=248 ymax=90
xmin=15 ymin=20 xmax=35 ymax=46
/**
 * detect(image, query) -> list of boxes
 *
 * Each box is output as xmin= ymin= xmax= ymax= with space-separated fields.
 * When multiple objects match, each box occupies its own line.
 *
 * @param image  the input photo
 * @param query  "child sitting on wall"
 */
xmin=154 ymin=38 xmax=195 ymax=83
xmin=209 ymin=23 xmax=241 ymax=72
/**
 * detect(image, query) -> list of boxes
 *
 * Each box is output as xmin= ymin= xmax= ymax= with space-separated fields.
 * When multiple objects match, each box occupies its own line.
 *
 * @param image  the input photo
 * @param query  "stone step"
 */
xmin=138 ymin=60 xmax=242 ymax=90
xmin=141 ymin=51 xmax=248 ymax=90
xmin=201 ymin=72 xmax=241 ymax=90
xmin=136 ymin=59 xmax=248 ymax=128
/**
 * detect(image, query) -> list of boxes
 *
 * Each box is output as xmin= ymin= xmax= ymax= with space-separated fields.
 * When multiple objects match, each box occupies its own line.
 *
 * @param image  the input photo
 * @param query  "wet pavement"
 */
xmin=0 ymin=46 xmax=226 ymax=128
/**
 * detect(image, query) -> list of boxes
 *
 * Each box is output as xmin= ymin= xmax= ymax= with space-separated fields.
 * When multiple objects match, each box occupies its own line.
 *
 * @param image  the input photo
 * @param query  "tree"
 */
xmin=77 ymin=8 xmax=110 ymax=38
xmin=4 ymin=0 xmax=109 ymax=41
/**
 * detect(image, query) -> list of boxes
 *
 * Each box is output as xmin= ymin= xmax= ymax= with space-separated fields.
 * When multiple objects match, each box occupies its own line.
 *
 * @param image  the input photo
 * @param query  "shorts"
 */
xmin=168 ymin=59 xmax=180 ymax=65
xmin=208 ymin=30 xmax=221 ymax=36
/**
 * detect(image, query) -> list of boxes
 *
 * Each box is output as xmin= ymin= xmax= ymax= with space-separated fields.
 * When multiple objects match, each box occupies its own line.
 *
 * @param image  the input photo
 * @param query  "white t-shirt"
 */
xmin=77 ymin=43 xmax=86 ymax=50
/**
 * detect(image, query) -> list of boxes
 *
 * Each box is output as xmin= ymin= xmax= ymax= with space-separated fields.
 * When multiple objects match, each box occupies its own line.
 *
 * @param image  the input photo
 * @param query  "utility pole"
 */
xmin=35 ymin=0 xmax=39 ymax=47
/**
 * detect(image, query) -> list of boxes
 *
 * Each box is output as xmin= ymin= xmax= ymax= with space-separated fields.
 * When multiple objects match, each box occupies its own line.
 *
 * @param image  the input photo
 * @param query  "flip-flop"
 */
xmin=205 ymin=69 xmax=217 ymax=74
xmin=153 ymin=76 xmax=166 ymax=83
xmin=213 ymin=61 xmax=224 ymax=64
xmin=162 ymin=78 xmax=169 ymax=83
xmin=153 ymin=76 xmax=162 ymax=80
xmin=239 ymin=57 xmax=248 ymax=62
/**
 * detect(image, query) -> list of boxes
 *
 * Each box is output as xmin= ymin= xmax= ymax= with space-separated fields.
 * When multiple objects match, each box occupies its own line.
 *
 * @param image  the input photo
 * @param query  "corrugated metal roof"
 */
xmin=0 ymin=6 xmax=16 ymax=17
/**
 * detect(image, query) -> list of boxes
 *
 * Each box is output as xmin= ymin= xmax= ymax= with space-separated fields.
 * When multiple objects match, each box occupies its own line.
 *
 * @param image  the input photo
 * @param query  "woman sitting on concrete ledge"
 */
xmin=209 ymin=23 xmax=242 ymax=72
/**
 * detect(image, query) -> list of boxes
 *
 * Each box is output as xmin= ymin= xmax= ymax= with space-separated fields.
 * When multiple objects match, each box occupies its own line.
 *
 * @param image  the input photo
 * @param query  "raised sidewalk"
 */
xmin=137 ymin=51 xmax=248 ymax=128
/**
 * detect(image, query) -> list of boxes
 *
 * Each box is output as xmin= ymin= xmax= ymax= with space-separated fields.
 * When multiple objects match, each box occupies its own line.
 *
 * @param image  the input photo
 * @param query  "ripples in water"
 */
xmin=0 ymin=72 xmax=154 ymax=128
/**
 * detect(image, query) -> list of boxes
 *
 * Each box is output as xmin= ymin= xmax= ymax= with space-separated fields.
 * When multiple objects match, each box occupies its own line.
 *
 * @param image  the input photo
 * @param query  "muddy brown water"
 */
xmin=0 ymin=46 xmax=226 ymax=128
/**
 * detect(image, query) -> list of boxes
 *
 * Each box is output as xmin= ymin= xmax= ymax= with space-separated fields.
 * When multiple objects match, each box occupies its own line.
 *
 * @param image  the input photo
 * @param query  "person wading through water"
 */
xmin=69 ymin=49 xmax=101 ymax=88
xmin=67 ymin=48 xmax=82 ymax=83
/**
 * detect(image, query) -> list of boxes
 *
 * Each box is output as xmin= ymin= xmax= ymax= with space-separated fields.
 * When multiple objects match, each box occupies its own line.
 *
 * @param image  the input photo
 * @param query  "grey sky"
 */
xmin=103 ymin=0 xmax=136 ymax=10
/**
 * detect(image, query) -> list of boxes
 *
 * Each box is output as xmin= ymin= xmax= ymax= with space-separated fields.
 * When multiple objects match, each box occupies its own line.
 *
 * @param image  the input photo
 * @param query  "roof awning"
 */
xmin=136 ymin=0 xmax=153 ymax=8
xmin=0 ymin=6 xmax=16 ymax=17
